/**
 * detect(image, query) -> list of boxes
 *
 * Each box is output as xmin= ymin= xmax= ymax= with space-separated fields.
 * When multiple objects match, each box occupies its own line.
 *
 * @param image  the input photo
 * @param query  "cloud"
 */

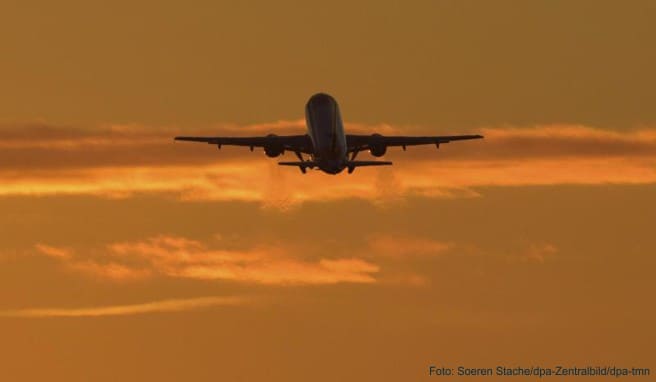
xmin=365 ymin=234 xmax=452 ymax=258
xmin=513 ymin=243 xmax=558 ymax=264
xmin=69 ymin=261 xmax=153 ymax=281
xmin=26 ymin=234 xmax=474 ymax=287
xmin=1 ymin=123 xmax=655 ymax=206
xmin=34 ymin=243 xmax=73 ymax=260
xmin=0 ymin=296 xmax=247 ymax=318
xmin=28 ymin=234 xmax=557 ymax=288
xmin=436 ymin=125 xmax=656 ymax=160
xmin=34 ymin=236 xmax=380 ymax=285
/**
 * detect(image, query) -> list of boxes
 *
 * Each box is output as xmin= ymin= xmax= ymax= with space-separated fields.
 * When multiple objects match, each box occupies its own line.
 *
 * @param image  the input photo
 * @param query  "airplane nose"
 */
xmin=308 ymin=93 xmax=335 ymax=107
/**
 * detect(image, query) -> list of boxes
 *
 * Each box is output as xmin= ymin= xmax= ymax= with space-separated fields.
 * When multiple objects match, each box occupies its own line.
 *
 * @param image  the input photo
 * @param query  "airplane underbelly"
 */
xmin=313 ymin=130 xmax=344 ymax=160
xmin=305 ymin=93 xmax=347 ymax=162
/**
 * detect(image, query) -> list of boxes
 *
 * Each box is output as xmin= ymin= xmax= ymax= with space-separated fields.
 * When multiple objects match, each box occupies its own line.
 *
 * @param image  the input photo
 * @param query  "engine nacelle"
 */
xmin=264 ymin=134 xmax=284 ymax=157
xmin=368 ymin=133 xmax=387 ymax=157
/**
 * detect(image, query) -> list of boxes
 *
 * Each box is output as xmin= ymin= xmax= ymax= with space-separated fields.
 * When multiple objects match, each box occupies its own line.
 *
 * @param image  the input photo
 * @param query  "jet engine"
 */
xmin=368 ymin=133 xmax=387 ymax=157
xmin=264 ymin=134 xmax=284 ymax=157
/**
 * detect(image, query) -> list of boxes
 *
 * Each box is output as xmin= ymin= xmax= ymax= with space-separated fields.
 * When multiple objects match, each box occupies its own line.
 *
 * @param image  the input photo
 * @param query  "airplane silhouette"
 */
xmin=175 ymin=93 xmax=483 ymax=174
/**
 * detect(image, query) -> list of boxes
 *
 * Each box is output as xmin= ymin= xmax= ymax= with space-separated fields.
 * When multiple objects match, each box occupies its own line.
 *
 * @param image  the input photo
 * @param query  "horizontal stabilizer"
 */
xmin=278 ymin=160 xmax=392 ymax=174
xmin=278 ymin=161 xmax=318 ymax=167
xmin=278 ymin=161 xmax=317 ymax=174
xmin=346 ymin=160 xmax=392 ymax=174
xmin=347 ymin=161 xmax=393 ymax=167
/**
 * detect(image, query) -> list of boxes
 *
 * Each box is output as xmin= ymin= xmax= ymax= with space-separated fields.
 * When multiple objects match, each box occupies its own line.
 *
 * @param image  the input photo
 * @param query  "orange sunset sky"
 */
xmin=1 ymin=1 xmax=655 ymax=381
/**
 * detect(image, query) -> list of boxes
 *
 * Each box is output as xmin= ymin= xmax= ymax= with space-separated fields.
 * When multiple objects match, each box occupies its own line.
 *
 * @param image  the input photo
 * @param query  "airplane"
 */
xmin=174 ymin=93 xmax=483 ymax=174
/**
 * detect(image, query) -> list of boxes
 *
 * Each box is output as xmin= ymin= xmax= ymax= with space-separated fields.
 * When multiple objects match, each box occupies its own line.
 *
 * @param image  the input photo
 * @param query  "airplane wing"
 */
xmin=174 ymin=134 xmax=314 ymax=154
xmin=346 ymin=134 xmax=484 ymax=152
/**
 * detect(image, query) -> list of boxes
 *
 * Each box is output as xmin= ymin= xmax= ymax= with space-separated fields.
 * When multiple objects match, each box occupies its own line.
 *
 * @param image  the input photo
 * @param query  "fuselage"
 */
xmin=305 ymin=93 xmax=348 ymax=174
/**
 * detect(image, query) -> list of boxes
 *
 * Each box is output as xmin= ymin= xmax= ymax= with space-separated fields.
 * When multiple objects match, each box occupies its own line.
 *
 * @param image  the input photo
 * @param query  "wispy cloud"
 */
xmin=34 ymin=243 xmax=73 ymax=260
xmin=34 ymin=236 xmax=380 ymax=285
xmin=511 ymin=243 xmax=558 ymax=264
xmin=365 ymin=234 xmax=452 ymax=258
xmin=0 ymin=296 xmax=247 ymax=318
xmin=27 ymin=235 xmax=559 ymax=288
xmin=0 ymin=123 xmax=654 ymax=206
